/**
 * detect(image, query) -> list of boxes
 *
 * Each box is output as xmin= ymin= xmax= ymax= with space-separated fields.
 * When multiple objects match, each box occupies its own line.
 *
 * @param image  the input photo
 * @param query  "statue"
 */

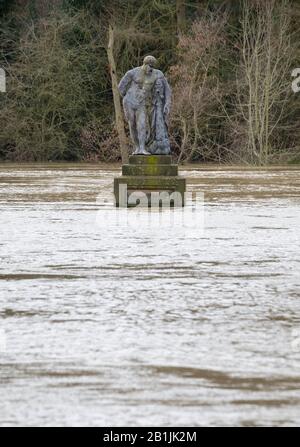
xmin=118 ymin=55 xmax=171 ymax=156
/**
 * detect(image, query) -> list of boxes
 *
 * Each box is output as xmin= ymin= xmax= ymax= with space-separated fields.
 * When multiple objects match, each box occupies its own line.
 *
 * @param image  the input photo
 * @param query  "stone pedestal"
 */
xmin=114 ymin=155 xmax=186 ymax=207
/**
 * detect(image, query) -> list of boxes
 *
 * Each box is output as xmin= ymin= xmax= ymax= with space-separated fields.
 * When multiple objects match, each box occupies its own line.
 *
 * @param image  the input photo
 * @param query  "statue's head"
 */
xmin=143 ymin=55 xmax=157 ymax=73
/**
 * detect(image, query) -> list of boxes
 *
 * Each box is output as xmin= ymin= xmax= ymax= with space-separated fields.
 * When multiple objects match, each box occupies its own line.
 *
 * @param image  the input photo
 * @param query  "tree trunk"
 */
xmin=176 ymin=0 xmax=186 ymax=34
xmin=107 ymin=25 xmax=128 ymax=164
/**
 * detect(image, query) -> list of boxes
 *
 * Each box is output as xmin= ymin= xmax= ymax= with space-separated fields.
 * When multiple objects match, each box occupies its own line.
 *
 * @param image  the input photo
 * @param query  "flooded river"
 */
xmin=0 ymin=164 xmax=299 ymax=426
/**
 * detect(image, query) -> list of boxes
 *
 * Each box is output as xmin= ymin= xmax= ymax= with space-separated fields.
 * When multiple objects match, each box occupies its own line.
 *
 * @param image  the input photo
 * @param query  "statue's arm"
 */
xmin=118 ymin=70 xmax=133 ymax=97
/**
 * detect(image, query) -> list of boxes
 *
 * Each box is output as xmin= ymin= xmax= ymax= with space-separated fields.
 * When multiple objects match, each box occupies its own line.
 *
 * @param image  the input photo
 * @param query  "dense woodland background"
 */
xmin=0 ymin=0 xmax=299 ymax=164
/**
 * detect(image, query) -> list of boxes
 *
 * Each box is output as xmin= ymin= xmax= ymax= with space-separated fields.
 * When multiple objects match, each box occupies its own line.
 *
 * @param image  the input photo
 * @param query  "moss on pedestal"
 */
xmin=122 ymin=164 xmax=178 ymax=177
xmin=129 ymin=155 xmax=172 ymax=165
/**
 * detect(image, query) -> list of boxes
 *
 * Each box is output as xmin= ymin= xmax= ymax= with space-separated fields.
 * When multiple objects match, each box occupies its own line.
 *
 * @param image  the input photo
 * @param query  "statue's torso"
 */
xmin=124 ymin=67 xmax=163 ymax=108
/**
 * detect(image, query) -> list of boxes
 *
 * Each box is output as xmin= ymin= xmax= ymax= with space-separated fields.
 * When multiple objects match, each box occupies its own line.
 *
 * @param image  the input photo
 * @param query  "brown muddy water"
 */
xmin=0 ymin=163 xmax=299 ymax=427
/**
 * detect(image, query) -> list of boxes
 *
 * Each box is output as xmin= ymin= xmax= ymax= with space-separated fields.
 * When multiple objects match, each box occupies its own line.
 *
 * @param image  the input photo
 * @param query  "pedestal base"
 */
xmin=114 ymin=155 xmax=186 ymax=207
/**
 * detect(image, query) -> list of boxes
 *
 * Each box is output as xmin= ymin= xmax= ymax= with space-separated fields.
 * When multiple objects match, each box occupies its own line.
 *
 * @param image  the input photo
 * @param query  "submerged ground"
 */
xmin=0 ymin=163 xmax=299 ymax=426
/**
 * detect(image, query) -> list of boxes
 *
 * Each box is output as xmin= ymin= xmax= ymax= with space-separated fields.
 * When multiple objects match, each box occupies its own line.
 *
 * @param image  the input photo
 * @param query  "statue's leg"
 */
xmin=125 ymin=106 xmax=139 ymax=153
xmin=136 ymin=108 xmax=150 ymax=155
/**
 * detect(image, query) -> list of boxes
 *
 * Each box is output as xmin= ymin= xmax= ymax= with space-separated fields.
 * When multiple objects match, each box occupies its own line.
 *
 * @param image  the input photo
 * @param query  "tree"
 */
xmin=107 ymin=24 xmax=129 ymax=164
xmin=230 ymin=0 xmax=294 ymax=164
xmin=176 ymin=0 xmax=186 ymax=33
xmin=169 ymin=14 xmax=227 ymax=162
xmin=0 ymin=11 xmax=109 ymax=161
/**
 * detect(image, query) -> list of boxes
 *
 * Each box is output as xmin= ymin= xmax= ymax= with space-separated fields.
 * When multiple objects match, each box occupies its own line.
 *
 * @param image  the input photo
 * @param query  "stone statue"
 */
xmin=118 ymin=55 xmax=171 ymax=156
